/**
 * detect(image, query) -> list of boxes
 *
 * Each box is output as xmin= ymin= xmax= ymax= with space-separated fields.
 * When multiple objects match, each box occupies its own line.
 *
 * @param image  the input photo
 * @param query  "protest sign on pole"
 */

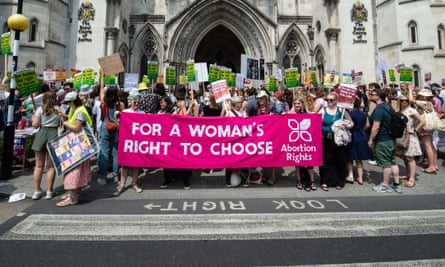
xmin=118 ymin=113 xmax=323 ymax=169
xmin=235 ymin=73 xmax=245 ymax=89
xmin=211 ymin=79 xmax=231 ymax=103
xmin=147 ymin=61 xmax=158 ymax=80
xmin=166 ymin=66 xmax=176 ymax=85
xmin=81 ymin=67 xmax=95 ymax=86
xmin=285 ymin=68 xmax=299 ymax=88
xmin=208 ymin=64 xmax=220 ymax=83
xmin=1 ymin=32 xmax=11 ymax=55
xmin=186 ymin=60 xmax=196 ymax=82
xmin=179 ymin=75 xmax=188 ymax=85
xmin=47 ymin=126 xmax=99 ymax=177
xmin=73 ymin=73 xmax=82 ymax=89
xmin=399 ymin=67 xmax=413 ymax=82
xmin=97 ymin=53 xmax=125 ymax=76
xmin=195 ymin=62 xmax=208 ymax=82
xmin=124 ymin=73 xmax=139 ymax=91
xmin=342 ymin=73 xmax=353 ymax=85
xmin=267 ymin=76 xmax=278 ymax=92
xmin=14 ymin=68 xmax=40 ymax=97
xmin=388 ymin=69 xmax=396 ymax=82
xmin=335 ymin=84 xmax=357 ymax=110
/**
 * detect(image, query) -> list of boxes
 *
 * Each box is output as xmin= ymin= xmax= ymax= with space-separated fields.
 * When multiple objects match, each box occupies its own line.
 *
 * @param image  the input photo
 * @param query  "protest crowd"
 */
xmin=1 ymin=75 xmax=445 ymax=207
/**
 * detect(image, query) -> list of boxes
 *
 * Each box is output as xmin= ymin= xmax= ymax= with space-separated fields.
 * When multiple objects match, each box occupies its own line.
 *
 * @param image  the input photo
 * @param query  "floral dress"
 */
xmin=399 ymin=106 xmax=422 ymax=157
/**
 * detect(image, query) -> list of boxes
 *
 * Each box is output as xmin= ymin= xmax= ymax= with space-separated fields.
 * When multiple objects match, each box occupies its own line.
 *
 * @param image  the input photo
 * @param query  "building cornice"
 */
xmin=376 ymin=0 xmax=394 ymax=9
xmin=401 ymin=45 xmax=434 ymax=52
xmin=434 ymin=52 xmax=445 ymax=58
xmin=430 ymin=3 xmax=445 ymax=7
xmin=277 ymin=16 xmax=312 ymax=25
xmin=378 ymin=41 xmax=403 ymax=50
xmin=131 ymin=15 xmax=165 ymax=24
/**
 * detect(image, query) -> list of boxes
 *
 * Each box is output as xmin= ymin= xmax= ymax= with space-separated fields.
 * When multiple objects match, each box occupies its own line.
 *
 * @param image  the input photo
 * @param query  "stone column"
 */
xmin=324 ymin=28 xmax=341 ymax=71
xmin=104 ymin=27 xmax=119 ymax=56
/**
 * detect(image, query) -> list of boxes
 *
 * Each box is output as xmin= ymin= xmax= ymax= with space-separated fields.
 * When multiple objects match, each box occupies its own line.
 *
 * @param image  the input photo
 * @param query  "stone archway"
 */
xmin=195 ymin=25 xmax=245 ymax=73
xmin=167 ymin=0 xmax=274 ymax=72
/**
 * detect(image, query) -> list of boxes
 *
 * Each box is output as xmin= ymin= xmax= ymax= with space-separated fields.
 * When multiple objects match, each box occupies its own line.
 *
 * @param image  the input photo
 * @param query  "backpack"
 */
xmin=382 ymin=106 xmax=408 ymax=139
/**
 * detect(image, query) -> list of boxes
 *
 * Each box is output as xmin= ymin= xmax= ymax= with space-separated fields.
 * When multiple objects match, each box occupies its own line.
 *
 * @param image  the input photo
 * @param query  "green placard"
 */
xmin=147 ymin=61 xmax=158 ymax=80
xmin=142 ymin=75 xmax=149 ymax=85
xmin=311 ymin=70 xmax=318 ymax=87
xmin=1 ymin=32 xmax=11 ymax=55
xmin=104 ymin=74 xmax=116 ymax=85
xmin=209 ymin=65 xmax=220 ymax=83
xmin=285 ymin=68 xmax=299 ymax=88
xmin=73 ymin=73 xmax=82 ymax=89
xmin=166 ymin=67 xmax=176 ymax=85
xmin=14 ymin=69 xmax=40 ymax=97
xmin=388 ymin=69 xmax=396 ymax=82
xmin=81 ymin=68 xmax=95 ymax=86
xmin=399 ymin=67 xmax=413 ymax=82
xmin=227 ymin=73 xmax=235 ymax=87
xmin=186 ymin=61 xmax=195 ymax=82
xmin=268 ymin=77 xmax=278 ymax=92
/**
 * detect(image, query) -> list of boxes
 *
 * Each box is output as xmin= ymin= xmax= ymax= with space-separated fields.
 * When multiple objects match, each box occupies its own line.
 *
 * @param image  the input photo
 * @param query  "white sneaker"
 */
xmin=32 ymin=190 xmax=43 ymax=200
xmin=132 ymin=184 xmax=142 ymax=193
xmin=113 ymin=176 xmax=119 ymax=184
xmin=97 ymin=178 xmax=107 ymax=186
xmin=44 ymin=191 xmax=55 ymax=200
xmin=368 ymin=160 xmax=378 ymax=166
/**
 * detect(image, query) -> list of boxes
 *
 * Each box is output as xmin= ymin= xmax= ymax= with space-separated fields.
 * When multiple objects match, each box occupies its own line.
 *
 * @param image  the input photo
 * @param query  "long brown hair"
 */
xmin=42 ymin=91 xmax=58 ymax=116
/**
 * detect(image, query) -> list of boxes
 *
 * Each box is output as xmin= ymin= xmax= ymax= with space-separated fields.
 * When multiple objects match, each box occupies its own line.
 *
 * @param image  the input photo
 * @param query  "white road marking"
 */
xmin=1 ymin=210 xmax=445 ymax=241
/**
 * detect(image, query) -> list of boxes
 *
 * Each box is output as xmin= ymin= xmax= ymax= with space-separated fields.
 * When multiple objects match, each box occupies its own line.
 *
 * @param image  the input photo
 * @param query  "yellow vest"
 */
xmin=68 ymin=106 xmax=93 ymax=127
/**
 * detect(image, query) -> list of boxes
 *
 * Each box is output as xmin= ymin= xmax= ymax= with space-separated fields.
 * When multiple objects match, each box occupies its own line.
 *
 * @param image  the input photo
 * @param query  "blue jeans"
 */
xmin=98 ymin=123 xmax=118 ymax=178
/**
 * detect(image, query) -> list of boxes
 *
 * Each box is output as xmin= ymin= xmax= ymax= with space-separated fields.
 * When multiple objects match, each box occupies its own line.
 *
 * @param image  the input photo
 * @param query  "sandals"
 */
xmin=310 ymin=183 xmax=317 ymax=191
xmin=296 ymin=181 xmax=303 ymax=190
xmin=321 ymin=184 xmax=328 ymax=191
xmin=404 ymin=180 xmax=416 ymax=188
xmin=56 ymin=196 xmax=78 ymax=207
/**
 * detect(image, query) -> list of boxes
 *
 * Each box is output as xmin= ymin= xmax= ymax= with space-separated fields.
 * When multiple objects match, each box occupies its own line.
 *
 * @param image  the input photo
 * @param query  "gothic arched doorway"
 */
xmin=194 ymin=25 xmax=245 ymax=73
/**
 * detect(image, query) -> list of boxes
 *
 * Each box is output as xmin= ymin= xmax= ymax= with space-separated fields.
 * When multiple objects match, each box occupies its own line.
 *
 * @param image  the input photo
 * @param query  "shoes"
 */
xmin=321 ymin=184 xmax=329 ymax=192
xmin=242 ymin=180 xmax=249 ymax=188
xmin=44 ymin=191 xmax=55 ymax=200
xmin=357 ymin=179 xmax=364 ymax=185
xmin=310 ymin=183 xmax=317 ymax=191
xmin=32 ymin=190 xmax=43 ymax=200
xmin=405 ymin=180 xmax=416 ymax=188
xmin=160 ymin=181 xmax=171 ymax=189
xmin=368 ymin=160 xmax=378 ymax=166
xmin=335 ymin=186 xmax=343 ymax=190
xmin=267 ymin=178 xmax=276 ymax=185
xmin=184 ymin=185 xmax=191 ymax=190
xmin=345 ymin=176 xmax=354 ymax=184
xmin=112 ymin=185 xmax=125 ymax=197
xmin=97 ymin=178 xmax=107 ymax=186
xmin=113 ymin=175 xmax=119 ymax=183
xmin=296 ymin=182 xmax=303 ymax=190
xmin=391 ymin=184 xmax=403 ymax=193
xmin=132 ymin=184 xmax=143 ymax=193
xmin=56 ymin=196 xmax=78 ymax=207
xmin=373 ymin=183 xmax=393 ymax=193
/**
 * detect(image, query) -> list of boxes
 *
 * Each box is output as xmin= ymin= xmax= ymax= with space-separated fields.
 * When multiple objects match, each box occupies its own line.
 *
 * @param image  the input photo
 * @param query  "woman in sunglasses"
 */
xmin=319 ymin=92 xmax=353 ymax=191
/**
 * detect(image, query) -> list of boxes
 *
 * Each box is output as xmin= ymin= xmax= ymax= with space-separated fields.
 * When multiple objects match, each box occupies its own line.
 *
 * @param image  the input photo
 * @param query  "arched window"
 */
xmin=29 ymin=19 xmax=38 ymax=42
xmin=438 ymin=24 xmax=445 ymax=50
xmin=408 ymin=21 xmax=418 ymax=45
xmin=282 ymin=33 xmax=302 ymax=84
xmin=412 ymin=64 xmax=420 ymax=88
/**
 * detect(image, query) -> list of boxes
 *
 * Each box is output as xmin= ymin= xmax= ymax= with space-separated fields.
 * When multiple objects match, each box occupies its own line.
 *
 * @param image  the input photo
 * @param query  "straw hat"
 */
xmin=137 ymin=82 xmax=148 ymax=91
xmin=418 ymin=88 xmax=433 ymax=97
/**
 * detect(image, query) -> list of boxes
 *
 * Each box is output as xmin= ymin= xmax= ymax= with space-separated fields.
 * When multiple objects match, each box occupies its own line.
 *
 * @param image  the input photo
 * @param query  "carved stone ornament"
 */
xmin=351 ymin=1 xmax=368 ymax=23
xmin=78 ymin=0 xmax=95 ymax=23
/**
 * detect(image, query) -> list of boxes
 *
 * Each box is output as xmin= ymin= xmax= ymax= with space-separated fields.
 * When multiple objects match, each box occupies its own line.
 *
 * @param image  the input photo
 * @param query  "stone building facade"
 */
xmin=1 ymin=0 xmax=444 ymax=88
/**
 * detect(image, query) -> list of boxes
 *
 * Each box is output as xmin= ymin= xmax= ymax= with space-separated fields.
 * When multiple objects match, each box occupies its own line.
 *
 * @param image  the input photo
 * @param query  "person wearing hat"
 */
xmin=78 ymin=85 xmax=93 ymax=117
xmin=222 ymin=95 xmax=249 ymax=187
xmin=57 ymin=91 xmax=93 ymax=207
xmin=113 ymin=88 xmax=144 ymax=197
xmin=409 ymin=84 xmax=439 ymax=174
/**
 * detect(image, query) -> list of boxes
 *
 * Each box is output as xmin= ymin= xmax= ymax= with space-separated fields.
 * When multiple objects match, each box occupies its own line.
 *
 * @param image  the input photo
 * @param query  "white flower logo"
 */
xmin=288 ymin=118 xmax=312 ymax=142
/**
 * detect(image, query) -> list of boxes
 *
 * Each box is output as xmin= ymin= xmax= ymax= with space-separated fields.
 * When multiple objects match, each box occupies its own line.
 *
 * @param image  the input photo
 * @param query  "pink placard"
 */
xmin=118 ymin=113 xmax=323 ymax=169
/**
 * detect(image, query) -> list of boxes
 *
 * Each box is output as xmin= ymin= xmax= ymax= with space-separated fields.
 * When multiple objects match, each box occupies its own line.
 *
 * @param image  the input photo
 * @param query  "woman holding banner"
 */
xmin=113 ymin=89 xmax=144 ymax=196
xmin=31 ymin=91 xmax=62 ymax=200
xmin=57 ymin=92 xmax=93 ymax=207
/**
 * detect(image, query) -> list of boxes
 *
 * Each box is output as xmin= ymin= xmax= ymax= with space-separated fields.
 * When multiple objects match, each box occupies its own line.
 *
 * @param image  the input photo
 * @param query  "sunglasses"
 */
xmin=326 ymin=99 xmax=336 ymax=102
xmin=400 ymin=99 xmax=409 ymax=103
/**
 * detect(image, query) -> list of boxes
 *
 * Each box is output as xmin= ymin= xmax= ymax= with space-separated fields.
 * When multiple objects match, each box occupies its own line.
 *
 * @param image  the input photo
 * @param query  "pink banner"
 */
xmin=118 ymin=113 xmax=323 ymax=169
